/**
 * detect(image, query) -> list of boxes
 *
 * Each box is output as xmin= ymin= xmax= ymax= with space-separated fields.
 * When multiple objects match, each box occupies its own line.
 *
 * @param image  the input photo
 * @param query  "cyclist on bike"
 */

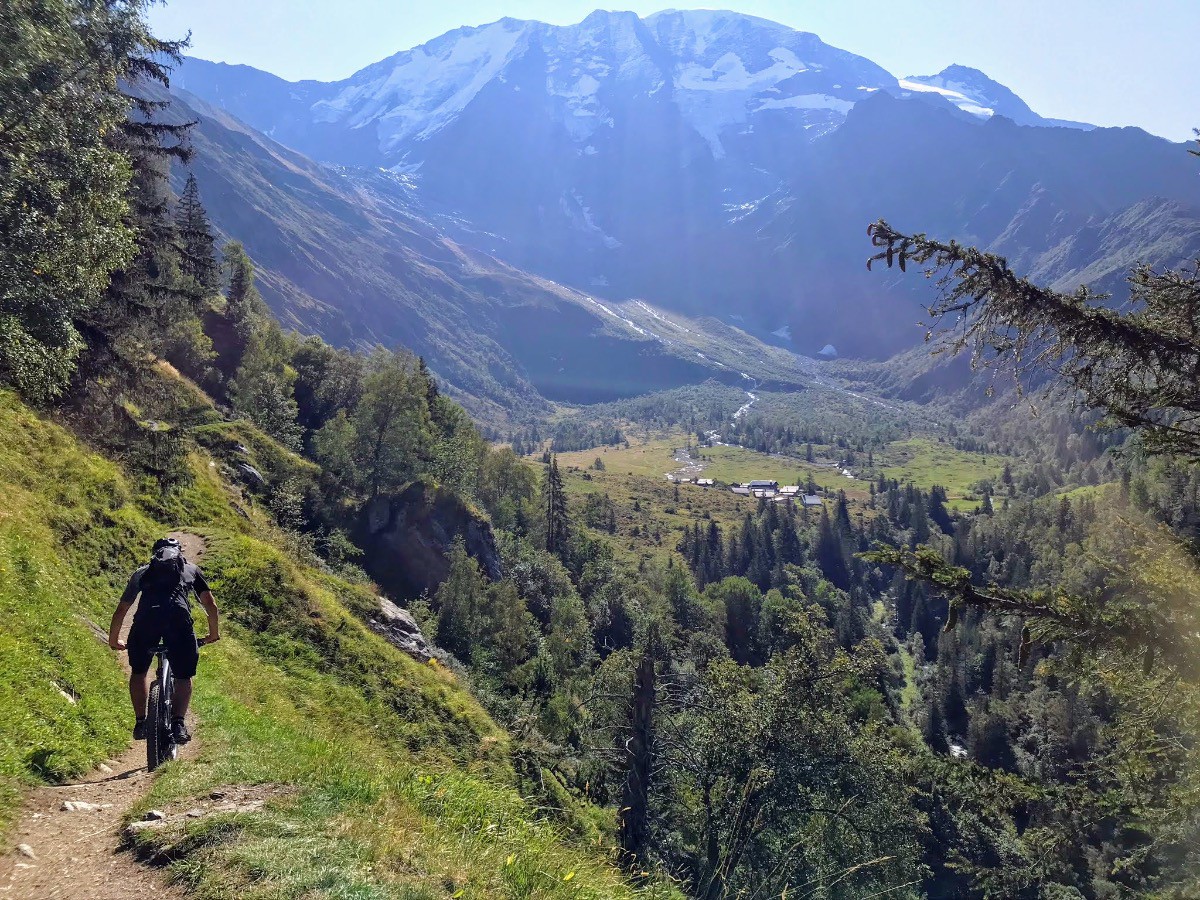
xmin=108 ymin=537 xmax=220 ymax=745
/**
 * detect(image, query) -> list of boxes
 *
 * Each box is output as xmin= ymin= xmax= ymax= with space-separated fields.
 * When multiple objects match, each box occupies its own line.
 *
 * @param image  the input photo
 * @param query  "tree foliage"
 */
xmin=0 ymin=0 xmax=180 ymax=399
xmin=867 ymin=196 xmax=1200 ymax=458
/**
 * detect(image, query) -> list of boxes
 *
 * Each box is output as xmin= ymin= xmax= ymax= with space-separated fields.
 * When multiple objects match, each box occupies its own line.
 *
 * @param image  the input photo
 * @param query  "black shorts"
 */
xmin=127 ymin=606 xmax=199 ymax=679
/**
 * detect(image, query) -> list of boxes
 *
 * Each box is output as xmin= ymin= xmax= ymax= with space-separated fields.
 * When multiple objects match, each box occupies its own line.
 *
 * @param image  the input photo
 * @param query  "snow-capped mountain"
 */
xmin=899 ymin=64 xmax=1092 ymax=129
xmin=180 ymin=10 xmax=901 ymax=166
xmin=172 ymin=10 xmax=1198 ymax=361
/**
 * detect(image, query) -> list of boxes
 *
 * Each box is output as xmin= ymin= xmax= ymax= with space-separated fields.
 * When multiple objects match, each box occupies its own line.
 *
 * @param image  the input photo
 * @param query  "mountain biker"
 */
xmin=107 ymin=537 xmax=220 ymax=745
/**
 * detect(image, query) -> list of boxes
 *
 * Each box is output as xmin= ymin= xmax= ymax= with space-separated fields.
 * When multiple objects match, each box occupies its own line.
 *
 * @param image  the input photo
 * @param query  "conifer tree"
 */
xmin=923 ymin=697 xmax=950 ymax=754
xmin=205 ymin=241 xmax=268 ymax=385
xmin=543 ymin=455 xmax=569 ymax=557
xmin=174 ymin=173 xmax=219 ymax=294
xmin=0 ymin=0 xmax=186 ymax=398
xmin=815 ymin=506 xmax=850 ymax=589
xmin=618 ymin=634 xmax=657 ymax=867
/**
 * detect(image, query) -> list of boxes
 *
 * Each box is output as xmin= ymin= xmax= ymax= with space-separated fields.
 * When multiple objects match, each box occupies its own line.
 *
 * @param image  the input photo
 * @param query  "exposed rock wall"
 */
xmin=355 ymin=480 xmax=502 ymax=600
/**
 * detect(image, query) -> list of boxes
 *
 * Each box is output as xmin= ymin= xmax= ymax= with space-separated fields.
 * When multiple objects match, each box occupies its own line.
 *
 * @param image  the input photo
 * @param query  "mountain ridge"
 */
xmin=171 ymin=8 xmax=1200 ymax=366
xmin=162 ymin=80 xmax=818 ymax=418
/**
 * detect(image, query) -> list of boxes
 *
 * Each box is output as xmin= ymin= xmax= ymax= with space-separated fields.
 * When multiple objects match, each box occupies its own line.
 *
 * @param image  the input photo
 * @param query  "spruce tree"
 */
xmin=83 ymin=21 xmax=198 ymax=380
xmin=814 ymin=506 xmax=850 ymax=590
xmin=923 ymin=698 xmax=950 ymax=754
xmin=175 ymin=173 xmax=219 ymax=294
xmin=543 ymin=455 xmax=569 ymax=557
xmin=0 ymin=0 xmax=185 ymax=398
xmin=205 ymin=241 xmax=268 ymax=385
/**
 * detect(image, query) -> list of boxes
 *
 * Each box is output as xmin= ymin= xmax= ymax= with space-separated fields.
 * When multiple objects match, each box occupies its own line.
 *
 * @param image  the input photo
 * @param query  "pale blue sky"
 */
xmin=149 ymin=0 xmax=1200 ymax=140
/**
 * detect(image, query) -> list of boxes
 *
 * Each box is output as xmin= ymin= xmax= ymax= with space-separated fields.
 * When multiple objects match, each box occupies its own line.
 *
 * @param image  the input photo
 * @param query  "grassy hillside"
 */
xmin=0 ymin=389 xmax=667 ymax=899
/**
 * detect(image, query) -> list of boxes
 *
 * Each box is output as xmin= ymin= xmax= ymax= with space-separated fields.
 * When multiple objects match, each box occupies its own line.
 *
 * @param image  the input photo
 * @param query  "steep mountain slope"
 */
xmin=174 ymin=9 xmax=1199 ymax=363
xmin=158 ymin=83 xmax=810 ymax=415
xmin=727 ymin=93 xmax=1200 ymax=356
xmin=0 ymin=381 xmax=666 ymax=898
xmin=175 ymin=11 xmax=899 ymax=168
xmin=174 ymin=11 xmax=895 ymax=312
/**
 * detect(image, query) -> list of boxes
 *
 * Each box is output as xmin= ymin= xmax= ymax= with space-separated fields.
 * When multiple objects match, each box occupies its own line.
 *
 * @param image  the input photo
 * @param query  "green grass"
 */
xmin=555 ymin=433 xmax=860 ymax=570
xmin=1056 ymin=482 xmax=1117 ymax=502
xmin=136 ymin=655 xmax=649 ymax=898
xmin=556 ymin=434 xmax=856 ymax=495
xmin=555 ymin=437 xmax=680 ymax=480
xmin=0 ymin=388 xmax=672 ymax=899
xmin=133 ymin=536 xmax=657 ymax=898
xmin=877 ymin=438 xmax=1007 ymax=509
xmin=0 ymin=390 xmax=166 ymax=830
xmin=700 ymin=444 xmax=856 ymax=494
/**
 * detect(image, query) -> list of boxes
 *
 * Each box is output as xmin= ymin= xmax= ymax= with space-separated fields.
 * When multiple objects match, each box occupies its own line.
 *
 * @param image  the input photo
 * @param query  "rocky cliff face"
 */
xmin=356 ymin=480 xmax=503 ymax=600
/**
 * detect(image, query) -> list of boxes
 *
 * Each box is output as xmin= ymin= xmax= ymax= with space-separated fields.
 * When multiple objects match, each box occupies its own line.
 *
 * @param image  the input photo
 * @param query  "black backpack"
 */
xmin=141 ymin=543 xmax=185 ymax=609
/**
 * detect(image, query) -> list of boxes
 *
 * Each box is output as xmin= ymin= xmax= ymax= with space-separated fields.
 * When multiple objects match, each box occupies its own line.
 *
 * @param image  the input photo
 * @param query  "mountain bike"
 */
xmin=145 ymin=638 xmax=204 ymax=772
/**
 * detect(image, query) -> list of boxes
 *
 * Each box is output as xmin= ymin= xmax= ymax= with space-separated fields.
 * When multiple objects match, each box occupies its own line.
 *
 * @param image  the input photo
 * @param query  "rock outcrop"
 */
xmin=355 ymin=480 xmax=502 ymax=600
xmin=368 ymin=597 xmax=435 ymax=662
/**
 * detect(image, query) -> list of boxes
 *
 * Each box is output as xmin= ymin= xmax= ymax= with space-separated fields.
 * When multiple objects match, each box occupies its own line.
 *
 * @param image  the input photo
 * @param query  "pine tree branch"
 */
xmin=861 ymin=544 xmax=1200 ymax=681
xmin=866 ymin=219 xmax=1200 ymax=457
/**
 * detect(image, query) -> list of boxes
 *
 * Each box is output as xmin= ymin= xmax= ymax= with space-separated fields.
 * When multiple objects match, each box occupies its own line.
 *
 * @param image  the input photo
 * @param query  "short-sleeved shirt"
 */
xmin=120 ymin=562 xmax=210 ymax=619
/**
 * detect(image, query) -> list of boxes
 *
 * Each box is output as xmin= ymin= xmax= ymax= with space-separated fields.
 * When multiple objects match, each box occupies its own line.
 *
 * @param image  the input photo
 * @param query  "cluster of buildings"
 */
xmin=669 ymin=476 xmax=715 ymax=487
xmin=667 ymin=474 xmax=824 ymax=508
xmin=731 ymin=480 xmax=823 ymax=507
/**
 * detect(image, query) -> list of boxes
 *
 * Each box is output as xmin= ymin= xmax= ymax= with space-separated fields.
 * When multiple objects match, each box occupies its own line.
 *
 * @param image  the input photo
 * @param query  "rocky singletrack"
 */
xmin=0 ymin=532 xmax=207 ymax=899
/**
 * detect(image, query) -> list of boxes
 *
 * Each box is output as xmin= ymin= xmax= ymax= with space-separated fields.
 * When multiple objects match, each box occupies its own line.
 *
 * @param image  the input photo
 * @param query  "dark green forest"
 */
xmin=3 ymin=2 xmax=1200 ymax=898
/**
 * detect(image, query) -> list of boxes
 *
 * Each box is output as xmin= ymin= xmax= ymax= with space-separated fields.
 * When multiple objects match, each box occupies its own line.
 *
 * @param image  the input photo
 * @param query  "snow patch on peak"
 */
xmin=903 ymin=66 xmax=1094 ymax=130
xmin=312 ymin=20 xmax=526 ymax=147
xmin=757 ymin=93 xmax=854 ymax=113
xmin=677 ymin=48 xmax=809 ymax=92
xmin=898 ymin=76 xmax=995 ymax=119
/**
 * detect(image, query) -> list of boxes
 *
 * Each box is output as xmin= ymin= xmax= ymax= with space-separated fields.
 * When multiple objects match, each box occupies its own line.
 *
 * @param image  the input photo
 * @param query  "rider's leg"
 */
xmin=125 ymin=618 xmax=154 ymax=726
xmin=129 ymin=670 xmax=149 ymax=718
xmin=171 ymin=677 xmax=193 ymax=720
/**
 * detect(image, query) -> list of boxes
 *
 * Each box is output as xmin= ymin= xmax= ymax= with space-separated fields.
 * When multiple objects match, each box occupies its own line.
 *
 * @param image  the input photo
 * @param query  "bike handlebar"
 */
xmin=151 ymin=638 xmax=208 ymax=651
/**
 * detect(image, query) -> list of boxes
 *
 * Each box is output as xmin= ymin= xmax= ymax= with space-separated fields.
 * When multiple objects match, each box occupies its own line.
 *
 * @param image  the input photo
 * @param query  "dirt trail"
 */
xmin=0 ymin=532 xmax=207 ymax=899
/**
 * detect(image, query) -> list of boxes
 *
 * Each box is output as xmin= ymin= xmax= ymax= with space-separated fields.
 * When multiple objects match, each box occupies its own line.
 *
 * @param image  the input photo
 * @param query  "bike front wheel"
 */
xmin=145 ymin=676 xmax=175 ymax=771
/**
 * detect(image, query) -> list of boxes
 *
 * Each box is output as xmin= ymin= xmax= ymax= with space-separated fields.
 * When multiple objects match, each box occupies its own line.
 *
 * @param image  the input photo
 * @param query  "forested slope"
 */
xmin=4 ymin=4 xmax=1200 ymax=899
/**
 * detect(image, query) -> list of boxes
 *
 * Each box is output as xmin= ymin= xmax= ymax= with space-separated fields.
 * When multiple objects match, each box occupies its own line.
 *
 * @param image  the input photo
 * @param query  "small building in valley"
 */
xmin=748 ymin=480 xmax=779 ymax=491
xmin=731 ymin=486 xmax=751 ymax=496
xmin=802 ymin=494 xmax=823 ymax=508
xmin=697 ymin=478 xmax=715 ymax=487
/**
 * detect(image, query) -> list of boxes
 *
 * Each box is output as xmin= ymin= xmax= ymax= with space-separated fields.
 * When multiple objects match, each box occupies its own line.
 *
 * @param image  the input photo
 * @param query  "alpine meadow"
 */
xmin=2 ymin=2 xmax=1200 ymax=899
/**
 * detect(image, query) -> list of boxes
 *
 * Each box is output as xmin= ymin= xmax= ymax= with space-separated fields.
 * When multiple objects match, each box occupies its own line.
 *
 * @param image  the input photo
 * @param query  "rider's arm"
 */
xmin=109 ymin=600 xmax=133 ymax=650
xmin=109 ymin=570 xmax=141 ymax=651
xmin=199 ymin=590 xmax=220 ymax=643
